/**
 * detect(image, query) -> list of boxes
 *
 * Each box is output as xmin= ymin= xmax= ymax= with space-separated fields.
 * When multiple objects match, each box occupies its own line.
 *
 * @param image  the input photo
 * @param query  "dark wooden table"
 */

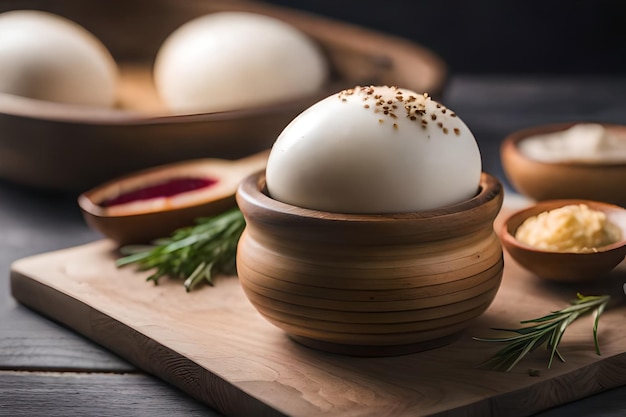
xmin=1 ymin=75 xmax=626 ymax=416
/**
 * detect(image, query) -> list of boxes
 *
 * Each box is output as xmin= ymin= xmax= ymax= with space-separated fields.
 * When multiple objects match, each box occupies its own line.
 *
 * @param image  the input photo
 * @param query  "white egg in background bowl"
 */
xmin=0 ymin=10 xmax=118 ymax=107
xmin=266 ymin=85 xmax=482 ymax=213
xmin=153 ymin=11 xmax=329 ymax=114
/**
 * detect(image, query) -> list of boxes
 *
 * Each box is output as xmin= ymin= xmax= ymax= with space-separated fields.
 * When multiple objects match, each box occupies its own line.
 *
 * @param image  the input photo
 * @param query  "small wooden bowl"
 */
xmin=501 ymin=200 xmax=626 ymax=282
xmin=501 ymin=122 xmax=626 ymax=206
xmin=0 ymin=0 xmax=446 ymax=191
xmin=235 ymin=172 xmax=504 ymax=356
xmin=79 ymin=151 xmax=268 ymax=245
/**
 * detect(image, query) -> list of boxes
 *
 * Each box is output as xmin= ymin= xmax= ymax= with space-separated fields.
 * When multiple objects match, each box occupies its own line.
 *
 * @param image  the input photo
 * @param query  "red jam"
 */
xmin=100 ymin=177 xmax=218 ymax=208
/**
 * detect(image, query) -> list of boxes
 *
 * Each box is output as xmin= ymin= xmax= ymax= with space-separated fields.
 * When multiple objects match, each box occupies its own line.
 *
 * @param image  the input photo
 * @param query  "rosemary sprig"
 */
xmin=116 ymin=208 xmax=246 ymax=292
xmin=474 ymin=293 xmax=610 ymax=372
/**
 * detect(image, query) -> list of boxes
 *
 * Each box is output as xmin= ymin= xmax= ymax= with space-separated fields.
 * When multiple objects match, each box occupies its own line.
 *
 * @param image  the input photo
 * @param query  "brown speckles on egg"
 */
xmin=336 ymin=86 xmax=464 ymax=137
xmin=266 ymin=84 xmax=480 ymax=214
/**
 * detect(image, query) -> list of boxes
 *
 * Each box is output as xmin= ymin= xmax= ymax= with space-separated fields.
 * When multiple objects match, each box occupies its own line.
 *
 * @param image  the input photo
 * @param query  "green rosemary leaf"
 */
xmin=520 ymin=312 xmax=566 ymax=324
xmin=555 ymin=348 xmax=565 ymax=363
xmin=593 ymin=301 xmax=607 ymax=355
xmin=508 ymin=334 xmax=543 ymax=371
xmin=474 ymin=294 xmax=610 ymax=372
xmin=552 ymin=311 xmax=580 ymax=359
xmin=183 ymin=261 xmax=209 ymax=292
xmin=474 ymin=330 xmax=540 ymax=343
xmin=115 ymin=248 xmax=153 ymax=266
xmin=116 ymin=208 xmax=246 ymax=291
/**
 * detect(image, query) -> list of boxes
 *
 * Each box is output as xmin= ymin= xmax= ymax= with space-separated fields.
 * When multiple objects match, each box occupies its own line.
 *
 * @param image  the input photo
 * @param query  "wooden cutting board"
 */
xmin=10 ymin=214 xmax=626 ymax=417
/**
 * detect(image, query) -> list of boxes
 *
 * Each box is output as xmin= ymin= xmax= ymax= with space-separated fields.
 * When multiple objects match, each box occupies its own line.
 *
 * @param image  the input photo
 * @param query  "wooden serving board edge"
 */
xmin=8 ymin=238 xmax=626 ymax=417
xmin=9 ymin=269 xmax=287 ymax=417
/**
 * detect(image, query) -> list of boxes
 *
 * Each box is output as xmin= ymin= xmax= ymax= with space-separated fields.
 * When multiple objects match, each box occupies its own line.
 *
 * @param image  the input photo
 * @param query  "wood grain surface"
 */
xmin=9 ymin=205 xmax=626 ymax=417
xmin=0 ymin=371 xmax=219 ymax=417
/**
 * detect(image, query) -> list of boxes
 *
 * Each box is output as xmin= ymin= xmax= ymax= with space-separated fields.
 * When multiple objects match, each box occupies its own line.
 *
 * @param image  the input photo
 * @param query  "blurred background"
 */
xmin=266 ymin=0 xmax=626 ymax=74
xmin=262 ymin=0 xmax=626 ymax=190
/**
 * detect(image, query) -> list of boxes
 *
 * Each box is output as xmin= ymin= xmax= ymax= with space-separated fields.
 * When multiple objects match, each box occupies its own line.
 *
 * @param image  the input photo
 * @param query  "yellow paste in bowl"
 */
xmin=515 ymin=204 xmax=622 ymax=253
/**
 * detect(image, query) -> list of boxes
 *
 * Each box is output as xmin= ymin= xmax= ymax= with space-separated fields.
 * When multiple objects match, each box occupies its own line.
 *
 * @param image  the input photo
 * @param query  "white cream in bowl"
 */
xmin=518 ymin=123 xmax=626 ymax=164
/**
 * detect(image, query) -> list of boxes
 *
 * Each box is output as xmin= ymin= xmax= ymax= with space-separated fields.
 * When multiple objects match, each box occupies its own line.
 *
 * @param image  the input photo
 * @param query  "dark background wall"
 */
xmin=265 ymin=0 xmax=626 ymax=75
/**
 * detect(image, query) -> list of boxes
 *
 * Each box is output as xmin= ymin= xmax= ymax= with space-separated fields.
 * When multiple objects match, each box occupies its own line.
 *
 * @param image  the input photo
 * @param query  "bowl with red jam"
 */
xmin=78 ymin=152 xmax=268 ymax=245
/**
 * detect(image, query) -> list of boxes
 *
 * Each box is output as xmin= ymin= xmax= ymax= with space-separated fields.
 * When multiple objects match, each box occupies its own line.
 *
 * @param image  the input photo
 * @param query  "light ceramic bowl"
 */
xmin=0 ymin=0 xmax=446 ymax=192
xmin=235 ymin=171 xmax=504 ymax=356
xmin=501 ymin=122 xmax=626 ymax=206
xmin=501 ymin=199 xmax=626 ymax=282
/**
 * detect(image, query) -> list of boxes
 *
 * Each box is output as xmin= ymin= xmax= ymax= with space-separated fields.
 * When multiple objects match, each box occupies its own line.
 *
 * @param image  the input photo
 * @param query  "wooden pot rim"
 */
xmin=236 ymin=171 xmax=503 ymax=226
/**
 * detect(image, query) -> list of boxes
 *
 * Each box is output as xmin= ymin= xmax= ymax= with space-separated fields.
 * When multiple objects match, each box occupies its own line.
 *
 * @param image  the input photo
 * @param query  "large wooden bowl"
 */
xmin=501 ymin=122 xmax=626 ymax=206
xmin=0 ymin=0 xmax=446 ymax=191
xmin=235 ymin=172 xmax=504 ymax=356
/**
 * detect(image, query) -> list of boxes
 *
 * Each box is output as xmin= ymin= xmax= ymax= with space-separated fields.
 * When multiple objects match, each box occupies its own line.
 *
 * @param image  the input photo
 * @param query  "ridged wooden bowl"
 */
xmin=235 ymin=172 xmax=504 ymax=356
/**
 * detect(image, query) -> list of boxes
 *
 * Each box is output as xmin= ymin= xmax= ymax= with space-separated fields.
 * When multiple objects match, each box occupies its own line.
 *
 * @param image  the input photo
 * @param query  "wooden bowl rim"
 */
xmin=501 ymin=199 xmax=626 ymax=256
xmin=501 ymin=122 xmax=626 ymax=169
xmin=0 ymin=89 xmax=324 ymax=126
xmin=77 ymin=154 xmax=251 ymax=219
xmin=237 ymin=171 xmax=503 ymax=222
xmin=0 ymin=1 xmax=447 ymax=127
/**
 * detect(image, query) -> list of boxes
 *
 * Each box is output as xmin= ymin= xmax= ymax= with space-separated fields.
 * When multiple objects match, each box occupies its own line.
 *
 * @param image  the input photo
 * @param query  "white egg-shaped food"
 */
xmin=153 ymin=11 xmax=328 ymax=114
xmin=0 ymin=10 xmax=118 ymax=107
xmin=266 ymin=85 xmax=482 ymax=213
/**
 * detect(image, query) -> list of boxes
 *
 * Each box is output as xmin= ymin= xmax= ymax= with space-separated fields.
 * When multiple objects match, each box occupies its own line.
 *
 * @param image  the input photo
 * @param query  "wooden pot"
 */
xmin=235 ymin=172 xmax=504 ymax=356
